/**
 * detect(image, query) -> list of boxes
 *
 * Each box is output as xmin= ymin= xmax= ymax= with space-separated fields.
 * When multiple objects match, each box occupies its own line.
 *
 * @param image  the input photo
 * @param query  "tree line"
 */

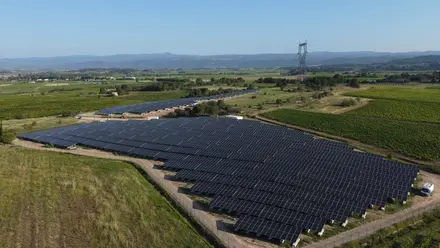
xmin=186 ymin=87 xmax=238 ymax=98
xmin=362 ymin=71 xmax=440 ymax=84
xmin=166 ymin=100 xmax=240 ymax=118
xmin=255 ymin=75 xmax=358 ymax=91
xmin=156 ymin=78 xmax=191 ymax=83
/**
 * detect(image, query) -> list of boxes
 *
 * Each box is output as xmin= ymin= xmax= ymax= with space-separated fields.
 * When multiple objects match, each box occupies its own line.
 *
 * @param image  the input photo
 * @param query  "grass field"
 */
xmin=344 ymin=86 xmax=440 ymax=103
xmin=0 ymin=146 xmax=210 ymax=248
xmin=227 ymin=87 xmax=312 ymax=114
xmin=344 ymin=99 xmax=440 ymax=123
xmin=342 ymin=208 xmax=440 ymax=248
xmin=425 ymin=85 xmax=440 ymax=90
xmin=0 ymin=90 xmax=187 ymax=119
xmin=262 ymin=109 xmax=440 ymax=161
xmin=2 ymin=116 xmax=79 ymax=133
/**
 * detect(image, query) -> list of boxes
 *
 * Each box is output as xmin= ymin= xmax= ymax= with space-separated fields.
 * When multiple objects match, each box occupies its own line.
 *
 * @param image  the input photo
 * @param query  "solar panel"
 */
xmin=17 ymin=117 xmax=419 ymax=245
xmin=98 ymin=89 xmax=258 ymax=114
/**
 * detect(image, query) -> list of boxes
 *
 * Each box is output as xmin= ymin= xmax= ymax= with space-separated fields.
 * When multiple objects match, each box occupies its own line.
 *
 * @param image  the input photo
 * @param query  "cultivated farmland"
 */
xmin=262 ymin=109 xmax=440 ymax=161
xmin=344 ymin=99 xmax=440 ymax=123
xmin=0 ymin=146 xmax=210 ymax=248
xmin=344 ymin=86 xmax=440 ymax=103
xmin=0 ymin=90 xmax=187 ymax=119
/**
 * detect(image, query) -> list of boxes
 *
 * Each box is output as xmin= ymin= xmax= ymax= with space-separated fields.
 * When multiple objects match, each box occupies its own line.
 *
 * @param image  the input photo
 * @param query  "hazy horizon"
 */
xmin=2 ymin=50 xmax=440 ymax=60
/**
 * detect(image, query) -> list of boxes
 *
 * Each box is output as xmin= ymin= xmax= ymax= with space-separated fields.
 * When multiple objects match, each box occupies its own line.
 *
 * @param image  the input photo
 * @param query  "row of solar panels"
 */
xmin=98 ymin=89 xmax=258 ymax=114
xmin=17 ymin=117 xmax=419 ymax=245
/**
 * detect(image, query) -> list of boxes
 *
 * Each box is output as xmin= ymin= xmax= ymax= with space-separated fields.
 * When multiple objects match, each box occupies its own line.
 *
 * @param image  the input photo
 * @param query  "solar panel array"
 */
xmin=99 ymin=89 xmax=258 ymax=115
xmin=18 ymin=117 xmax=418 ymax=244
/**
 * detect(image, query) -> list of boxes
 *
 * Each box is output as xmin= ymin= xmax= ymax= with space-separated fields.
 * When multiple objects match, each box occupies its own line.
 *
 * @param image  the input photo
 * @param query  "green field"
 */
xmin=345 ymin=86 xmax=440 ymax=103
xmin=227 ymin=87 xmax=311 ymax=114
xmin=0 ymin=90 xmax=187 ymax=119
xmin=345 ymin=99 xmax=440 ymax=123
xmin=342 ymin=209 xmax=440 ymax=248
xmin=0 ymin=146 xmax=210 ymax=248
xmin=2 ymin=116 xmax=79 ymax=133
xmin=262 ymin=109 xmax=440 ymax=160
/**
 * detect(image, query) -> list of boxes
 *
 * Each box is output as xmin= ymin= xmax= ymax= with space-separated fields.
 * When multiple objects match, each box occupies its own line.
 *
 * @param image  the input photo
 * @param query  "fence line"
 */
xmin=305 ymin=202 xmax=440 ymax=248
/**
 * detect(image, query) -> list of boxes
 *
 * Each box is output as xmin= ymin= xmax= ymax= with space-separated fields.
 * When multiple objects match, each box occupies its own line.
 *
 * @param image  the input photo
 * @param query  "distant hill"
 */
xmin=1 ymin=51 xmax=440 ymax=70
xmin=385 ymin=55 xmax=440 ymax=65
xmin=364 ymin=55 xmax=440 ymax=71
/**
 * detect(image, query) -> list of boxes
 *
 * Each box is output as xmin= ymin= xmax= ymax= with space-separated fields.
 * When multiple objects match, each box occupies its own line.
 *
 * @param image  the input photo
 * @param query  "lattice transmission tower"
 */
xmin=297 ymin=41 xmax=308 ymax=76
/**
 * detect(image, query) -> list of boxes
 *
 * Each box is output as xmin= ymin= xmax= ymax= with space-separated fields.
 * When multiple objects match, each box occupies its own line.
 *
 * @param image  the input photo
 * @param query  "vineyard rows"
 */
xmin=0 ymin=91 xmax=187 ymax=119
xmin=345 ymin=99 xmax=440 ymax=123
xmin=262 ymin=109 xmax=440 ymax=161
xmin=345 ymin=86 xmax=440 ymax=103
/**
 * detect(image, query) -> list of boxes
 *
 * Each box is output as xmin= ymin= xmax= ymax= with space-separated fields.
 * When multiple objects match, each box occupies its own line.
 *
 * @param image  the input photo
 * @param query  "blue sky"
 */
xmin=1 ymin=0 xmax=439 ymax=58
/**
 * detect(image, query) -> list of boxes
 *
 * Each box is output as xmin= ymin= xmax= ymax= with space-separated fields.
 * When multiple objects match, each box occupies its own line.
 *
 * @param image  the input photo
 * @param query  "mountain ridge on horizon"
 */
xmin=1 ymin=50 xmax=440 ymax=70
xmin=3 ymin=50 xmax=439 ymax=59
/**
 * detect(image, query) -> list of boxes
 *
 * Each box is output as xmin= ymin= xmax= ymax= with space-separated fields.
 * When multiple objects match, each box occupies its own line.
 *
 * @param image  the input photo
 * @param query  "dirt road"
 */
xmin=303 ymin=189 xmax=440 ymax=247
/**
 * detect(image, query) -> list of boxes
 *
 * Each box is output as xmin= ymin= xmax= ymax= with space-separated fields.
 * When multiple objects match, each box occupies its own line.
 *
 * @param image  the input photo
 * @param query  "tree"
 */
xmin=205 ymin=101 xmax=220 ymax=115
xmin=247 ymin=84 xmax=256 ymax=89
xmin=1 ymin=132 xmax=16 ymax=144
xmin=121 ymin=84 xmax=131 ymax=92
xmin=348 ymin=78 xmax=360 ymax=88
xmin=275 ymin=99 xmax=282 ymax=104
xmin=276 ymin=81 xmax=288 ymax=91
xmin=340 ymin=98 xmax=357 ymax=107
xmin=195 ymin=78 xmax=203 ymax=85
xmin=217 ymin=100 xmax=226 ymax=109
xmin=193 ymin=104 xmax=206 ymax=115
xmin=0 ymin=122 xmax=16 ymax=144
xmin=99 ymin=87 xmax=106 ymax=94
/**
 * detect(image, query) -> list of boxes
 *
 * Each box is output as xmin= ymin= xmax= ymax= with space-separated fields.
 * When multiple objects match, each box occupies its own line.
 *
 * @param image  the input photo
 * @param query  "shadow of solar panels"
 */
xmin=17 ymin=116 xmax=419 ymax=245
xmin=98 ymin=89 xmax=258 ymax=114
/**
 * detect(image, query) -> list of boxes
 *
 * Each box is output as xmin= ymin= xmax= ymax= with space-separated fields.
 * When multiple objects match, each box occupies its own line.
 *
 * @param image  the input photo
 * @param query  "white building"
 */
xmin=225 ymin=115 xmax=243 ymax=120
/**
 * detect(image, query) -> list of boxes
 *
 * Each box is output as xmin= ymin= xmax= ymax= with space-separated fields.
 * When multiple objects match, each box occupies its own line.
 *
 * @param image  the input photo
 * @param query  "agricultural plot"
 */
xmin=2 ymin=116 xmax=79 ymax=134
xmin=0 ymin=90 xmax=187 ymax=119
xmin=0 ymin=146 xmax=210 ymax=248
xmin=262 ymin=109 xmax=440 ymax=161
xmin=344 ymin=86 xmax=440 ymax=103
xmin=18 ymin=117 xmax=418 ymax=246
xmin=226 ymin=87 xmax=311 ymax=114
xmin=344 ymin=99 xmax=440 ymax=123
xmin=0 ymin=80 xmax=145 ymax=95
